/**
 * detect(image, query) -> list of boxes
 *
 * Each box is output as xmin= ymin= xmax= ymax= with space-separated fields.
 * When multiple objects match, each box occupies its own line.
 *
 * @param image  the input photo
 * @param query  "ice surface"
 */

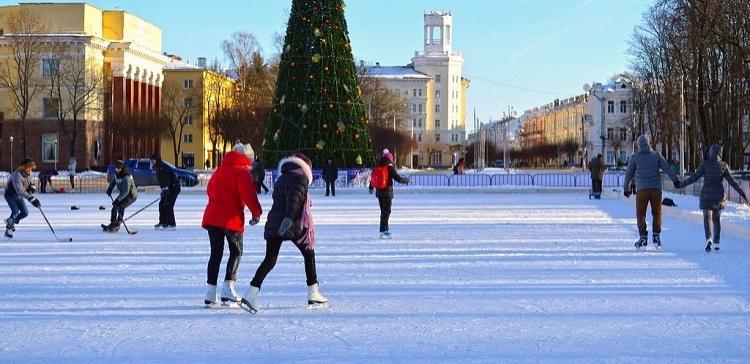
xmin=1 ymin=190 xmax=749 ymax=363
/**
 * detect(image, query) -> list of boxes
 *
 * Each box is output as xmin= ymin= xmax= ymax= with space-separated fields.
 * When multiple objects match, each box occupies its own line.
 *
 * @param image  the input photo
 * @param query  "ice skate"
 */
xmin=240 ymin=286 xmax=260 ymax=314
xmin=204 ymin=284 xmax=218 ymax=308
xmin=162 ymin=225 xmax=176 ymax=231
xmin=713 ymin=242 xmax=720 ymax=252
xmin=635 ymin=235 xmax=647 ymax=250
xmin=4 ymin=228 xmax=13 ymax=239
xmin=652 ymin=233 xmax=662 ymax=250
xmin=705 ymin=239 xmax=713 ymax=253
xmin=307 ymin=283 xmax=328 ymax=309
xmin=220 ymin=280 xmax=242 ymax=306
xmin=154 ymin=223 xmax=164 ymax=230
xmin=380 ymin=231 xmax=392 ymax=239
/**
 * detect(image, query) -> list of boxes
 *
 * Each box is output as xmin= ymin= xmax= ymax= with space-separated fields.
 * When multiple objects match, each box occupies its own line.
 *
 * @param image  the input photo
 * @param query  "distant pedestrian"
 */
xmin=369 ymin=149 xmax=410 ymax=239
xmin=453 ymin=158 xmax=465 ymax=175
xmin=679 ymin=144 xmax=747 ymax=252
xmin=252 ymin=157 xmax=269 ymax=194
xmin=623 ymin=135 xmax=680 ymax=250
xmin=201 ymin=143 xmax=262 ymax=307
xmin=322 ymin=156 xmax=338 ymax=197
xmin=241 ymin=152 xmax=327 ymax=314
xmin=151 ymin=154 xmax=181 ymax=229
xmin=103 ymin=160 xmax=138 ymax=232
xmin=38 ymin=169 xmax=56 ymax=193
xmin=68 ymin=157 xmax=77 ymax=192
xmin=4 ymin=159 xmax=40 ymax=239
xmin=588 ymin=154 xmax=606 ymax=199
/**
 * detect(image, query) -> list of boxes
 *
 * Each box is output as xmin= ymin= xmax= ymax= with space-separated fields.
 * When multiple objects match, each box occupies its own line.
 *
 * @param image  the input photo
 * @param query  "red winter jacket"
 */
xmin=202 ymin=151 xmax=262 ymax=233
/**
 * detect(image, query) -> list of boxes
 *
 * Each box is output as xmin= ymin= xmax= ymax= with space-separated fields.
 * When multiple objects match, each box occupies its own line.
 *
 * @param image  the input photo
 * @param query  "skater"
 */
xmin=4 ymin=159 xmax=40 ymax=239
xmin=68 ymin=157 xmax=77 ymax=192
xmin=588 ymin=154 xmax=606 ymax=199
xmin=453 ymin=158 xmax=465 ymax=175
xmin=103 ymin=160 xmax=138 ymax=232
xmin=201 ymin=143 xmax=262 ymax=307
xmin=151 ymin=154 xmax=180 ymax=229
xmin=322 ymin=156 xmax=338 ymax=197
xmin=38 ymin=169 xmax=56 ymax=194
xmin=623 ymin=135 xmax=680 ymax=249
xmin=241 ymin=152 xmax=326 ymax=313
xmin=679 ymin=144 xmax=747 ymax=252
xmin=369 ymin=149 xmax=410 ymax=238
xmin=252 ymin=157 xmax=269 ymax=194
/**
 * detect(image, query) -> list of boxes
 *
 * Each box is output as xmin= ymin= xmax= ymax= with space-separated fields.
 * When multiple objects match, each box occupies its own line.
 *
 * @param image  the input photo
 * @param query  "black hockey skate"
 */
xmin=635 ymin=235 xmax=647 ymax=250
xmin=705 ymin=240 xmax=712 ymax=253
xmin=4 ymin=228 xmax=12 ymax=239
xmin=652 ymin=233 xmax=662 ymax=250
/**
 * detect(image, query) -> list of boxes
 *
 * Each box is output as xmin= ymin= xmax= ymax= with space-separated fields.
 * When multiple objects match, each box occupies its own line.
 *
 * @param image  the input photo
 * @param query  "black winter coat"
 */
xmin=156 ymin=163 xmax=181 ymax=193
xmin=264 ymin=160 xmax=309 ymax=241
xmin=681 ymin=144 xmax=745 ymax=210
xmin=322 ymin=162 xmax=338 ymax=182
xmin=369 ymin=156 xmax=409 ymax=199
xmin=252 ymin=160 xmax=266 ymax=182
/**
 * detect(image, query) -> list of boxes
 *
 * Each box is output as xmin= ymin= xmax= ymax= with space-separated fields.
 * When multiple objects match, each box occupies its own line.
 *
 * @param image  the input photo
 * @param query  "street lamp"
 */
xmin=53 ymin=141 xmax=58 ymax=171
xmin=9 ymin=136 xmax=13 ymax=171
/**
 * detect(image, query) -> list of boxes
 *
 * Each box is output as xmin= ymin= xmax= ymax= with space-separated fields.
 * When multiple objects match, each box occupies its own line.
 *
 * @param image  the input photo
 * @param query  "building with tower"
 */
xmin=363 ymin=11 xmax=469 ymax=168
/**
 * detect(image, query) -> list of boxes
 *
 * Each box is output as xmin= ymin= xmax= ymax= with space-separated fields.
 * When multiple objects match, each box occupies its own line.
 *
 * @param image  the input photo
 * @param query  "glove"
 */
xmin=368 ymin=187 xmax=374 ymax=194
xmin=26 ymin=184 xmax=37 ymax=194
xmin=160 ymin=187 xmax=169 ymax=197
xmin=29 ymin=197 xmax=41 ymax=208
xmin=249 ymin=216 xmax=260 ymax=226
xmin=112 ymin=199 xmax=120 ymax=207
xmin=623 ymin=189 xmax=631 ymax=198
xmin=673 ymin=180 xmax=681 ymax=189
xmin=106 ymin=188 xmax=113 ymax=197
xmin=278 ymin=217 xmax=293 ymax=235
xmin=404 ymin=177 xmax=411 ymax=185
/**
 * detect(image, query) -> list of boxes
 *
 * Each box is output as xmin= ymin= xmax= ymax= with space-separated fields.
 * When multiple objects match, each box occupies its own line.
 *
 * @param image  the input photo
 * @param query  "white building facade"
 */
xmin=585 ymin=77 xmax=637 ymax=166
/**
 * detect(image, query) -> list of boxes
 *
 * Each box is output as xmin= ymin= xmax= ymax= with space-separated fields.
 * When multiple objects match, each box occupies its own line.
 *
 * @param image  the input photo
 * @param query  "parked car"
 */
xmin=107 ymin=159 xmax=198 ymax=187
xmin=493 ymin=159 xmax=504 ymax=168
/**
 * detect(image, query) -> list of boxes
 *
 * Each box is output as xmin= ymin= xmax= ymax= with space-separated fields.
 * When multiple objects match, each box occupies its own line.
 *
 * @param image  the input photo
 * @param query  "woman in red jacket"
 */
xmin=201 ymin=143 xmax=262 ymax=307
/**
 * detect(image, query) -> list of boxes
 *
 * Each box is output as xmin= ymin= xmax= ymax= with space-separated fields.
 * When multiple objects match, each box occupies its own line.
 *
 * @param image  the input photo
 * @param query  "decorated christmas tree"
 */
xmin=263 ymin=0 xmax=373 ymax=168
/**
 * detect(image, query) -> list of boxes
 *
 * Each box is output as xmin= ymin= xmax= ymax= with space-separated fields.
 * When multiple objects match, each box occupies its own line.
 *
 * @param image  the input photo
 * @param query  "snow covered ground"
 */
xmin=1 ymin=190 xmax=750 ymax=363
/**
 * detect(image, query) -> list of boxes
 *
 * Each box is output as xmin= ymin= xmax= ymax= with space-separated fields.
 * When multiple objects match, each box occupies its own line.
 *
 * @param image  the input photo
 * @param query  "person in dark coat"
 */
xmin=252 ymin=157 xmax=269 ymax=194
xmin=4 ymin=159 xmax=40 ymax=239
xmin=369 ymin=150 xmax=410 ymax=238
xmin=104 ymin=160 xmax=138 ymax=232
xmin=623 ymin=135 xmax=680 ymax=249
xmin=38 ymin=169 xmax=57 ymax=193
xmin=151 ymin=154 xmax=181 ymax=229
xmin=241 ymin=152 xmax=327 ymax=313
xmin=588 ymin=154 xmax=606 ymax=199
xmin=201 ymin=143 xmax=262 ymax=307
xmin=679 ymin=144 xmax=747 ymax=252
xmin=453 ymin=158 xmax=465 ymax=175
xmin=322 ymin=157 xmax=338 ymax=197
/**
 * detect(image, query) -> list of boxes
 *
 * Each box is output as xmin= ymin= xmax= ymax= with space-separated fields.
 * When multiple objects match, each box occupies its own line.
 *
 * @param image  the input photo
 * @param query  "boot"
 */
xmin=204 ymin=284 xmax=218 ymax=307
xmin=705 ymin=239 xmax=713 ymax=253
xmin=713 ymin=240 xmax=720 ymax=252
xmin=307 ymin=283 xmax=328 ymax=305
xmin=240 ymin=285 xmax=260 ymax=314
xmin=635 ymin=235 xmax=647 ymax=249
xmin=652 ymin=233 xmax=661 ymax=250
xmin=221 ymin=280 xmax=242 ymax=304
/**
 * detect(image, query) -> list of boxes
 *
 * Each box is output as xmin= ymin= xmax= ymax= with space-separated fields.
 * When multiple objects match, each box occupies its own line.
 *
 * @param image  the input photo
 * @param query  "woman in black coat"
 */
xmin=369 ymin=151 xmax=410 ymax=238
xmin=241 ymin=152 xmax=327 ymax=313
xmin=322 ymin=157 xmax=338 ymax=197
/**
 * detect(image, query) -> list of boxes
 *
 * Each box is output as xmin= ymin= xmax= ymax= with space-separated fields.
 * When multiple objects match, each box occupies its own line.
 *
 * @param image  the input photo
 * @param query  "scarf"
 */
xmin=289 ymin=169 xmax=316 ymax=250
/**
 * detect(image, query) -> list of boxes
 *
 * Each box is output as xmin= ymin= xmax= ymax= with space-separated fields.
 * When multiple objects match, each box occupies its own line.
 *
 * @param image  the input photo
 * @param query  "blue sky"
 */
xmin=29 ymin=0 xmax=651 ymax=129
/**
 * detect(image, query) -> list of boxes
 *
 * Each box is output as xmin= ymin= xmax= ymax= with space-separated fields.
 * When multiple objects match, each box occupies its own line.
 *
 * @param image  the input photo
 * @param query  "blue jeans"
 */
xmin=5 ymin=195 xmax=28 ymax=224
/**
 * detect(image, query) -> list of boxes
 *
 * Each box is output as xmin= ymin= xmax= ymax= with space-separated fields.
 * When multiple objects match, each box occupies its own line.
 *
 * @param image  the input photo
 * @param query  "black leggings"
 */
xmin=250 ymin=238 xmax=317 ymax=288
xmin=206 ymin=227 xmax=243 ymax=285
xmin=378 ymin=195 xmax=393 ymax=232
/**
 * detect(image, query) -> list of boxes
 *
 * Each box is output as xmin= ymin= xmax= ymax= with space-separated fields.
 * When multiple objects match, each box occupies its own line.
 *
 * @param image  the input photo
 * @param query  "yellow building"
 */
xmin=0 ymin=2 xmax=168 ymax=170
xmin=520 ymin=95 xmax=587 ymax=165
xmin=161 ymin=58 xmax=236 ymax=169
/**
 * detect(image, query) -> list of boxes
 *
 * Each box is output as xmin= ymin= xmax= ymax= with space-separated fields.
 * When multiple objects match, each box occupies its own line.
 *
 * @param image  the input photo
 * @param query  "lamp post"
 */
xmin=9 ymin=136 xmax=13 ymax=172
xmin=53 ymin=141 xmax=58 ymax=171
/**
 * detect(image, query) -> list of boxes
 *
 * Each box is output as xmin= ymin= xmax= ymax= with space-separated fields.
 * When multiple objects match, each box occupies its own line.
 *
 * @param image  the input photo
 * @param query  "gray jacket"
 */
xmin=681 ymin=144 xmax=746 ymax=210
xmin=624 ymin=135 xmax=678 ymax=192
xmin=4 ymin=169 xmax=34 ymax=200
xmin=108 ymin=171 xmax=138 ymax=203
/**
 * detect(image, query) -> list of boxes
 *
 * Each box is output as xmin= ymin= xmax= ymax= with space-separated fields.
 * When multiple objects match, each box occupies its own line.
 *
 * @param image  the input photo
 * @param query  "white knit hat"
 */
xmin=383 ymin=148 xmax=390 ymax=155
xmin=233 ymin=143 xmax=255 ymax=160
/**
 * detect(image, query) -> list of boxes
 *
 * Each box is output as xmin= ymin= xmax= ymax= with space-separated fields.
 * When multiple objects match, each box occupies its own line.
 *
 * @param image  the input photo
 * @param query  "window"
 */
xmin=183 ymin=134 xmax=193 ymax=144
xmin=418 ymin=133 xmax=422 ymax=142
xmin=41 ymin=134 xmax=58 ymax=162
xmin=42 ymin=59 xmax=59 ymax=77
xmin=184 ymin=98 xmax=193 ymax=108
xmin=42 ymin=98 xmax=59 ymax=118
xmin=435 ymin=119 xmax=441 ymax=128
xmin=184 ymin=79 xmax=193 ymax=89
xmin=418 ymin=119 xmax=423 ymax=128
xmin=431 ymin=151 xmax=442 ymax=166
xmin=436 ymin=104 xmax=440 ymax=113
xmin=418 ymin=89 xmax=422 ymax=97
xmin=619 ymin=128 xmax=627 ymax=141
xmin=607 ymin=128 xmax=614 ymax=141
xmin=418 ymin=104 xmax=423 ymax=114
xmin=607 ymin=100 xmax=615 ymax=113
xmin=182 ymin=152 xmax=195 ymax=168
xmin=435 ymin=74 xmax=441 ymax=83
xmin=412 ymin=104 xmax=417 ymax=113
xmin=413 ymin=89 xmax=417 ymax=97
xmin=619 ymin=151 xmax=627 ymax=163
xmin=412 ymin=118 xmax=417 ymax=128
xmin=436 ymin=90 xmax=441 ymax=99
xmin=183 ymin=116 xmax=193 ymax=126
xmin=607 ymin=151 xmax=615 ymax=165
xmin=620 ymin=100 xmax=627 ymax=113
xmin=435 ymin=133 xmax=441 ymax=142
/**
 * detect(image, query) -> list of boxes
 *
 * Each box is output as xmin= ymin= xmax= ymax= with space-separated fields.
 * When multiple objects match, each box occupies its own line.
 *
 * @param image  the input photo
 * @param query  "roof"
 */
xmin=164 ymin=59 xmax=203 ymax=71
xmin=363 ymin=66 xmax=431 ymax=80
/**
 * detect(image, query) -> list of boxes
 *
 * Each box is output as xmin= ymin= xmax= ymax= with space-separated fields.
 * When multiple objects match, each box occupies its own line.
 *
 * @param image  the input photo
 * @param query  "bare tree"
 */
xmin=160 ymin=80 xmax=202 ymax=166
xmin=0 ymin=8 xmax=46 ymax=157
xmin=204 ymin=60 xmax=233 ymax=165
xmin=358 ymin=66 xmax=410 ymax=129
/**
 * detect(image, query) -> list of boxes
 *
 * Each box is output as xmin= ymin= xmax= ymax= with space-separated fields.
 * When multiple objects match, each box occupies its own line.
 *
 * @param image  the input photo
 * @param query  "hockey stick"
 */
xmin=37 ymin=206 xmax=73 ymax=242
xmin=122 ymin=197 xmax=160 ymax=223
xmin=109 ymin=196 xmax=137 ymax=235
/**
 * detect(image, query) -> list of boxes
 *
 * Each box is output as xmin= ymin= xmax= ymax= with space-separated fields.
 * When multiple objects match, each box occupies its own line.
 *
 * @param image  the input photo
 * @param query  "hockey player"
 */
xmin=4 ymin=159 xmax=40 ymax=239
xmin=201 ymin=143 xmax=262 ymax=307
xmin=679 ymin=144 xmax=748 ymax=252
xmin=103 ymin=161 xmax=138 ymax=232
xmin=369 ymin=149 xmax=410 ymax=238
xmin=151 ymin=154 xmax=181 ymax=229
